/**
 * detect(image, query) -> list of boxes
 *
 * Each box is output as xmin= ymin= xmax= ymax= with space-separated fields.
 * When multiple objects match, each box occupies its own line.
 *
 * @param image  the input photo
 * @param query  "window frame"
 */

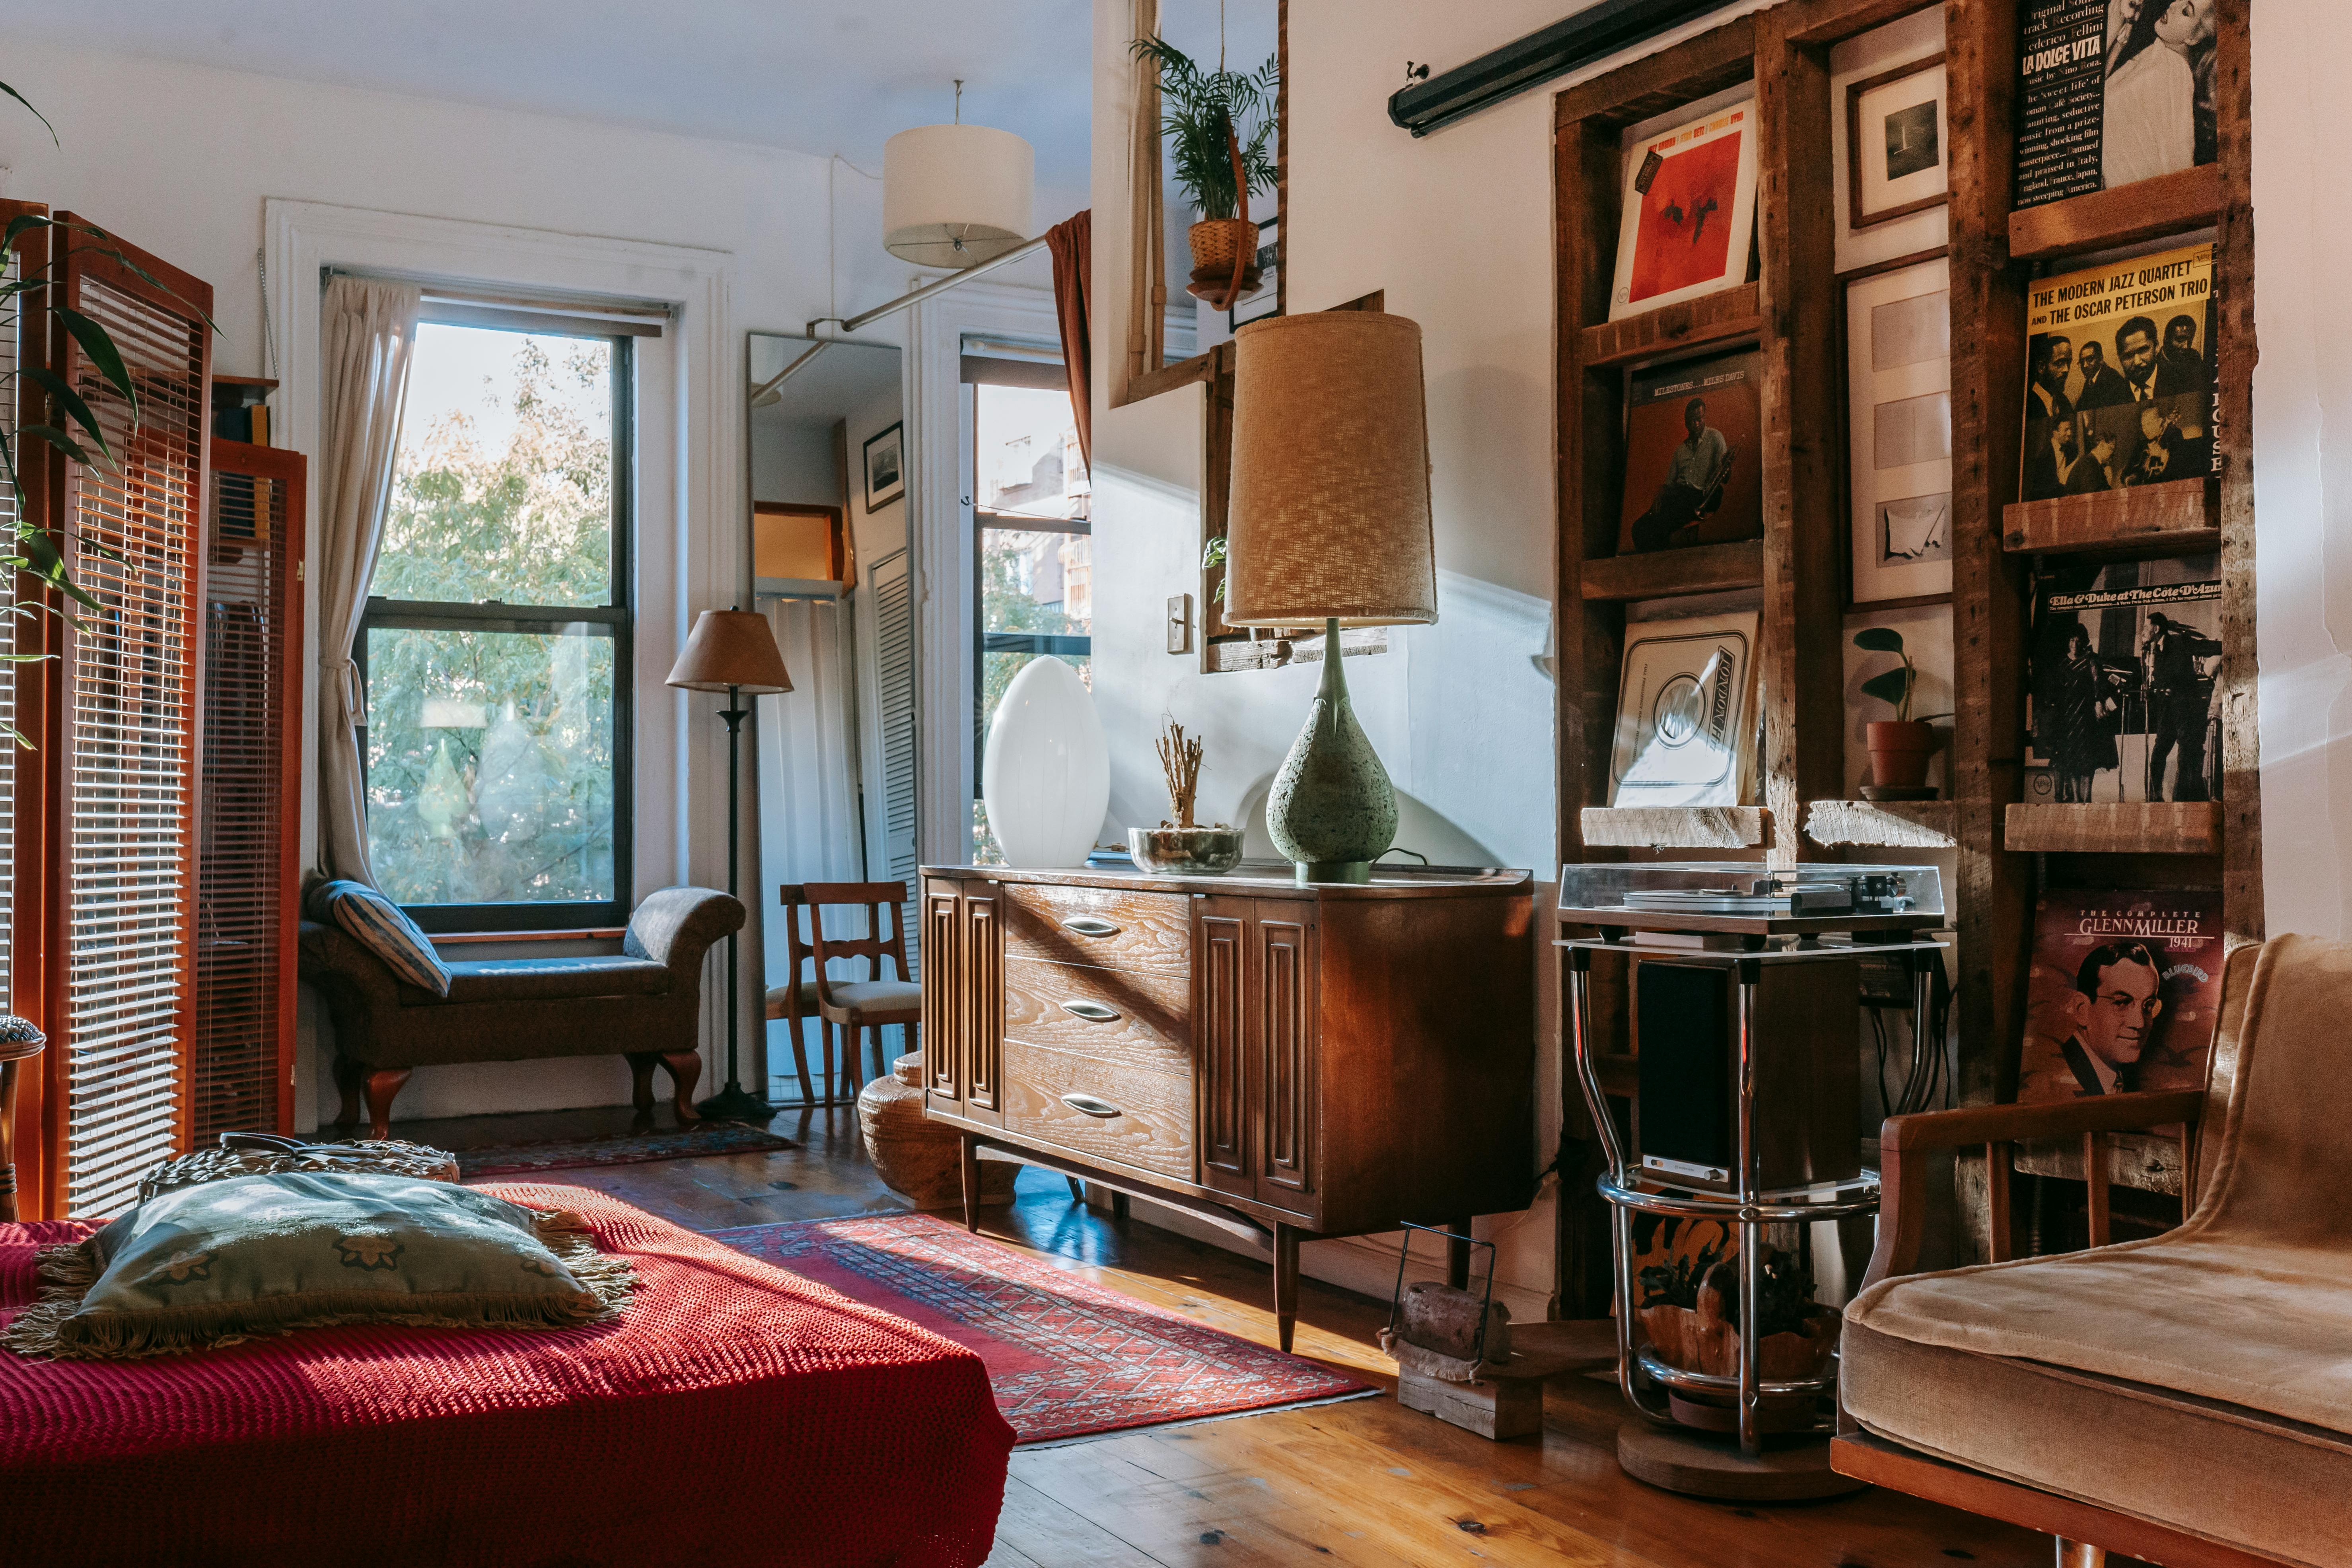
xmin=356 ymin=321 xmax=636 ymax=934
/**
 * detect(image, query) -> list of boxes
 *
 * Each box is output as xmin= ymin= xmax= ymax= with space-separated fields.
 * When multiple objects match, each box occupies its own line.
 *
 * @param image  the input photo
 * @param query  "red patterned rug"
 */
xmin=706 ymin=1212 xmax=1375 ymax=1443
xmin=453 ymin=1121 xmax=795 ymax=1179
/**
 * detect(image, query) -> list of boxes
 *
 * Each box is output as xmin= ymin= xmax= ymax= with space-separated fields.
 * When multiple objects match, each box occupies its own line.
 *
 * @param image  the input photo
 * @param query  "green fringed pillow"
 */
xmin=1 ymin=1171 xmax=635 ymax=1360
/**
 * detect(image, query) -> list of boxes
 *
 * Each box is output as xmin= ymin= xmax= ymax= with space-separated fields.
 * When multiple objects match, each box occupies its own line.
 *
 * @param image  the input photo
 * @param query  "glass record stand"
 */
xmin=1558 ymin=863 xmax=1945 ymax=1487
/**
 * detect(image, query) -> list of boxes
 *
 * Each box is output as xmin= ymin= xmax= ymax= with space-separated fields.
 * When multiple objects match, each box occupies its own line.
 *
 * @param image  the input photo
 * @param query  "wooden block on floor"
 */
xmin=1398 ymin=1369 xmax=1545 ymax=1442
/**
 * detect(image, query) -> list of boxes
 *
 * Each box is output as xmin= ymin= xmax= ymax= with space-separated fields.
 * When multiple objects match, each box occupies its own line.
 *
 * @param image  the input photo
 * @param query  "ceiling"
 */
xmin=749 ymin=335 xmax=901 ymax=431
xmin=0 ymin=0 xmax=1103 ymax=192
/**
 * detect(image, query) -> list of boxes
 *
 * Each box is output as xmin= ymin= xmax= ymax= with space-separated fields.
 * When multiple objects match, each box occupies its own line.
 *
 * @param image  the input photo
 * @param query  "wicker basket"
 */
xmin=1186 ymin=218 xmax=1263 ymax=303
xmin=858 ymin=1052 xmax=1017 ymax=1210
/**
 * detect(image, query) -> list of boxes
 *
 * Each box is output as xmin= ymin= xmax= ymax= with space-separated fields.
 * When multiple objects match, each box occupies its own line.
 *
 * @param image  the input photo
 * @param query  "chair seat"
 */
xmin=405 ymin=957 xmax=673 ymax=1006
xmin=817 ymin=980 xmax=922 ymax=1026
xmin=765 ymin=979 xmax=821 ymax=1018
xmin=1845 ymin=1237 xmax=2352 ymax=1566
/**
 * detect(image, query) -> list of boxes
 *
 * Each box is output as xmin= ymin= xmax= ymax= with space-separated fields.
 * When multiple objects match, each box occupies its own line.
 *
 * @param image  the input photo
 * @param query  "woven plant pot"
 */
xmin=1186 ymin=217 xmax=1262 ymax=302
xmin=858 ymin=1052 xmax=1016 ymax=1210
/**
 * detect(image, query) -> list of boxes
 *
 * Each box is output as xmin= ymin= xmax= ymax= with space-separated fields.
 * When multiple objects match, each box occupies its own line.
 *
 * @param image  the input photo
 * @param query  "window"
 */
xmin=969 ymin=352 xmax=1089 ymax=861
xmin=359 ymin=319 xmax=633 ymax=930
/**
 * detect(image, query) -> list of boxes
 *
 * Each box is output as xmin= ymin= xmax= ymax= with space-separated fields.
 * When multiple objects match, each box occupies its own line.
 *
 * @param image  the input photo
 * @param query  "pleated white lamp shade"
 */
xmin=883 ymin=124 xmax=1035 ymax=267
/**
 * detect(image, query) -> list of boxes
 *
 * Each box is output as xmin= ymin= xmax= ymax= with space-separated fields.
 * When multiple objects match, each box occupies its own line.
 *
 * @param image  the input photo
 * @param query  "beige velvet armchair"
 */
xmin=1835 ymin=936 xmax=2352 ymax=1568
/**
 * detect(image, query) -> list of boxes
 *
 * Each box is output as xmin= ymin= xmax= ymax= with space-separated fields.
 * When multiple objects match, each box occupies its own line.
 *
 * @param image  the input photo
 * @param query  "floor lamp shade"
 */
xmin=666 ymin=609 xmax=793 ymax=695
xmin=1224 ymin=311 xmax=1438 ymax=630
xmin=884 ymin=124 xmax=1035 ymax=267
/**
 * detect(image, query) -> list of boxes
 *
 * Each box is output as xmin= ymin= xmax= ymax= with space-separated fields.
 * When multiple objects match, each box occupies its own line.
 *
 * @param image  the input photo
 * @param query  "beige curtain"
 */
xmin=315 ymin=276 xmax=421 ymax=886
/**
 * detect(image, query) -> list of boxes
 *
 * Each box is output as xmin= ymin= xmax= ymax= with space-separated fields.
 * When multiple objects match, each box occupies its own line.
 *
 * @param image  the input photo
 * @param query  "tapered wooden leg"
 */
xmin=333 ymin=1056 xmax=363 ymax=1130
xmin=1065 ymin=1177 xmax=1086 ymax=1202
xmin=1113 ymin=1191 xmax=1130 ymax=1223
xmin=659 ymin=1051 xmax=703 ymax=1123
xmin=625 ymin=1052 xmax=658 ymax=1128
xmin=960 ymin=1133 xmax=981 ymax=1233
xmin=822 ymin=1021 xmax=838 ymax=1105
xmin=0 ymin=1058 xmax=19 ymax=1224
xmin=1274 ymin=1222 xmax=1301 ymax=1354
xmin=2055 ymin=1541 xmax=2106 ymax=1568
xmin=362 ymin=1068 xmax=411 ymax=1141
xmin=1447 ymin=1218 xmax=1473 ymax=1292
xmin=788 ymin=1016 xmax=816 ymax=1107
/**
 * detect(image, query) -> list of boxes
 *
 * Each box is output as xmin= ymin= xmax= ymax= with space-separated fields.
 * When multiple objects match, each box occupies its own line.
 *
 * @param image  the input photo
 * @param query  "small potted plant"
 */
xmin=1854 ymin=626 xmax=1947 ymax=796
xmin=1129 ymin=719 xmax=1244 ymax=875
xmin=1129 ymin=35 xmax=1278 ymax=304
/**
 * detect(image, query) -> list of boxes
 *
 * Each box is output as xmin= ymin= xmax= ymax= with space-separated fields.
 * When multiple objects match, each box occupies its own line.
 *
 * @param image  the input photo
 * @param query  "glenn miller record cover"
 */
xmin=2017 ymin=888 xmax=2223 ymax=1103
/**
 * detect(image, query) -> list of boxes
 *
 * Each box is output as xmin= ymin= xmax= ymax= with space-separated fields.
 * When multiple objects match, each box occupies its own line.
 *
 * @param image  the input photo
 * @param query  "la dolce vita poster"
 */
xmin=2017 ymin=889 xmax=2223 ymax=1104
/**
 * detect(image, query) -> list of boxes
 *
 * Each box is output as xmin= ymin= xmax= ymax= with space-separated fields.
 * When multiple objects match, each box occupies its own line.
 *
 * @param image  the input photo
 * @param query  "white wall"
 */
xmin=0 ymin=31 xmax=934 ymax=1124
xmin=752 ymin=420 xmax=839 ymax=508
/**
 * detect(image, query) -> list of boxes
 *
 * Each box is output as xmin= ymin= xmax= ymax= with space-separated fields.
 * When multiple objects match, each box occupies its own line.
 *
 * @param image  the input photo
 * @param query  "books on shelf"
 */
xmin=2025 ymin=552 xmax=2221 ymax=805
xmin=1607 ymin=100 xmax=1759 ymax=321
xmin=2016 ymin=0 xmax=2217 ymax=211
xmin=2020 ymin=242 xmax=2217 ymax=504
xmin=1607 ymin=612 xmax=1758 ymax=809
xmin=2017 ymin=887 xmax=2223 ymax=1105
xmin=1617 ymin=347 xmax=1764 ymax=556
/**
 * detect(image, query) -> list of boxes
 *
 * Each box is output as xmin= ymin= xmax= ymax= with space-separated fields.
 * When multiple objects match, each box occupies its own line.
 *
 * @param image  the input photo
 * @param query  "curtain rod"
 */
xmin=805 ymin=232 xmax=1051 ymax=337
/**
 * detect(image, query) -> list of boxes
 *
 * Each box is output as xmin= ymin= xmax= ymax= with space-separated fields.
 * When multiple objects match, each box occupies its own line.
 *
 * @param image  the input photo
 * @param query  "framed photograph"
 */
xmin=1846 ymin=54 xmax=1948 ymax=231
xmin=1607 ymin=99 xmax=1760 ymax=321
xmin=1229 ymin=216 xmax=1280 ymax=328
xmin=1844 ymin=255 xmax=1953 ymax=607
xmin=862 ymin=421 xmax=905 ymax=511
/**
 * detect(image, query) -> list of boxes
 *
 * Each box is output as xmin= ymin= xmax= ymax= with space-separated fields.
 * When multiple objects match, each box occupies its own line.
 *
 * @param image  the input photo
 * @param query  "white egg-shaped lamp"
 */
xmin=981 ymin=657 xmax=1108 ymax=868
xmin=883 ymin=123 xmax=1035 ymax=267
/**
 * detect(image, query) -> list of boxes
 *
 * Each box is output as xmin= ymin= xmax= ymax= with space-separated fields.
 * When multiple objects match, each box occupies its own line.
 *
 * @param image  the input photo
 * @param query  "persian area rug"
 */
xmin=454 ymin=1122 xmax=796 ymax=1179
xmin=706 ymin=1212 xmax=1375 ymax=1444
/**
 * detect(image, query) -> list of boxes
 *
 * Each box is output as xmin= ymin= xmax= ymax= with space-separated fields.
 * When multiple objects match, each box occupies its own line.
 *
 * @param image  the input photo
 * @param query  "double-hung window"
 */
xmin=359 ymin=313 xmax=634 ymax=931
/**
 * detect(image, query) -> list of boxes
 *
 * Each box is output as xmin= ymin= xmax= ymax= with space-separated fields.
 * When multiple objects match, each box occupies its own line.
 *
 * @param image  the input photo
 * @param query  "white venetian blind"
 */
xmin=870 ymin=548 xmax=919 ymax=980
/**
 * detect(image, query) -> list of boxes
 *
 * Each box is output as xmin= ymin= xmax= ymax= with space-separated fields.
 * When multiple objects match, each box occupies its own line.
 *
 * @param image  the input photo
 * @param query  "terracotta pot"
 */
xmin=1185 ymin=217 xmax=1262 ymax=302
xmin=1865 ymin=720 xmax=1938 ymax=790
xmin=858 ymin=1052 xmax=1017 ymax=1210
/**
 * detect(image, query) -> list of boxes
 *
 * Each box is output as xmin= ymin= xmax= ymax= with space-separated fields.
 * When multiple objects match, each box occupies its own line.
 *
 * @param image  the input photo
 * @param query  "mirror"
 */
xmin=745 ymin=331 xmax=912 ymax=1107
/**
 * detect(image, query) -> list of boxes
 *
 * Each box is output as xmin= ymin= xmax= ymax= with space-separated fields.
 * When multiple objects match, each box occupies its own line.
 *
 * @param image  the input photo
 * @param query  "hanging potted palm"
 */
xmin=1129 ymin=35 xmax=1278 ymax=306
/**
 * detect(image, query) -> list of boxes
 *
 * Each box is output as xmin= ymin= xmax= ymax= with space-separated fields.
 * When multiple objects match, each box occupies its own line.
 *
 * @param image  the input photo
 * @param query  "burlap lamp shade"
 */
xmin=665 ymin=609 xmax=794 ymax=695
xmin=1224 ymin=311 xmax=1438 ymax=629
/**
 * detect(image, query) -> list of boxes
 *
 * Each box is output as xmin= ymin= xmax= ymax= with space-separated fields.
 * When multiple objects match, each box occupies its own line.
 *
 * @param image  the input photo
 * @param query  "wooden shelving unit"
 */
xmin=1548 ymin=0 xmax=2261 ymax=1311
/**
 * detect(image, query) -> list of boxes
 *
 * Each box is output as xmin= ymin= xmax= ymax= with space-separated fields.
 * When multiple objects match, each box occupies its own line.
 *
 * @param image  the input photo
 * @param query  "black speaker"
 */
xmin=1631 ymin=955 xmax=1860 ymax=1192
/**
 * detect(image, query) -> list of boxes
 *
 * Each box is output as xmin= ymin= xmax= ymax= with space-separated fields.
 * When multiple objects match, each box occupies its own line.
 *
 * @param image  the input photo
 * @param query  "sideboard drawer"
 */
xmin=1002 ymin=1039 xmax=1194 ymax=1180
xmin=1001 ymin=957 xmax=1191 ymax=1075
xmin=1004 ymin=884 xmax=1191 ymax=975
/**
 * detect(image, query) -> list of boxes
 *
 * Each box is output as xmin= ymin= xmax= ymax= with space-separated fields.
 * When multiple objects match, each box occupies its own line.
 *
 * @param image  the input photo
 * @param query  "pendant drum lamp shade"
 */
xmin=666 ymin=609 xmax=793 ymax=695
xmin=884 ymin=124 xmax=1035 ymax=267
xmin=1224 ymin=311 xmax=1438 ymax=629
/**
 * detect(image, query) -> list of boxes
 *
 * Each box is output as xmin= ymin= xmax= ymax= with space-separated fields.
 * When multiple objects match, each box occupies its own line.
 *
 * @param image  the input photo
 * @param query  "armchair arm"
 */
xmin=297 ymin=919 xmax=403 ymax=1012
xmin=1864 ymin=1090 xmax=2208 ymax=1292
xmin=624 ymin=886 xmax=746 ymax=994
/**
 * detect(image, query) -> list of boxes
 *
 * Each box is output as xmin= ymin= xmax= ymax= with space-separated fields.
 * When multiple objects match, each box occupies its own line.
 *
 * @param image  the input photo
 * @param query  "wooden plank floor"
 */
xmin=397 ymin=1097 xmax=2060 ymax=1568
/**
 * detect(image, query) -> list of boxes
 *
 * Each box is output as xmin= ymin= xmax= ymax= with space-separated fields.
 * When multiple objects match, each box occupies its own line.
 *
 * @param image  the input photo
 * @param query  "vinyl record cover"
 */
xmin=1608 ymin=101 xmax=1760 ymax=320
xmin=2020 ymin=243 xmax=2216 ymax=504
xmin=1617 ymin=348 xmax=1764 ymax=556
xmin=2017 ymin=888 xmax=2224 ymax=1103
xmin=1608 ymin=612 xmax=1758 ymax=807
xmin=2015 ymin=0 xmax=2216 ymax=212
xmin=2025 ymin=553 xmax=2220 ymax=804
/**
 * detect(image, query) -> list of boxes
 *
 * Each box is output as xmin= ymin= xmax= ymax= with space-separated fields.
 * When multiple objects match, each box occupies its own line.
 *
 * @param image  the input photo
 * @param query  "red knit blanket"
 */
xmin=0 ymin=1183 xmax=1012 ymax=1568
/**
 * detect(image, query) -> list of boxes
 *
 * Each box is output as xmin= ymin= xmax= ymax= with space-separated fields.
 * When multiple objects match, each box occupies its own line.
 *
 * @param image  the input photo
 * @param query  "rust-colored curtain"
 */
xmin=1046 ymin=209 xmax=1092 ymax=475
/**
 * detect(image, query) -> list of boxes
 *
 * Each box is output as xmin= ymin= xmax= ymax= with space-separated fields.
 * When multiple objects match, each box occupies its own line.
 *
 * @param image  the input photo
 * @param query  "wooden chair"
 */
xmin=765 ymin=884 xmax=844 ymax=1108
xmin=802 ymin=882 xmax=920 ymax=1101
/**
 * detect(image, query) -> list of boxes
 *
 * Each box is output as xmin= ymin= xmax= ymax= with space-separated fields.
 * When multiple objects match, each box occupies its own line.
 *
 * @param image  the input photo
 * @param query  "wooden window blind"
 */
xmin=871 ymin=548 xmax=919 ymax=980
xmin=195 ymin=440 xmax=303 ymax=1143
xmin=45 ymin=220 xmax=209 ymax=1217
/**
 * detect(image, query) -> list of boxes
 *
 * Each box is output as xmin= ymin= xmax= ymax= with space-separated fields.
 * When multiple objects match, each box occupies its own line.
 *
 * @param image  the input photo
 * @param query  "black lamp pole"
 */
xmin=697 ymin=682 xmax=774 ymax=1123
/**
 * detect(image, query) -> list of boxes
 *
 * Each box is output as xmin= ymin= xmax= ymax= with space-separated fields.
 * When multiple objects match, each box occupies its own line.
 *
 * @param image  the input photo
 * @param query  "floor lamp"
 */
xmin=667 ymin=607 xmax=794 ymax=1123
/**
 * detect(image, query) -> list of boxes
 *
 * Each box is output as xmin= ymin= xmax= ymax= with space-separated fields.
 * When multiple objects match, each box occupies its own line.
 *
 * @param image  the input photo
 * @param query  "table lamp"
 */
xmin=667 ymin=607 xmax=794 ymax=1121
xmin=1224 ymin=311 xmax=1437 ymax=883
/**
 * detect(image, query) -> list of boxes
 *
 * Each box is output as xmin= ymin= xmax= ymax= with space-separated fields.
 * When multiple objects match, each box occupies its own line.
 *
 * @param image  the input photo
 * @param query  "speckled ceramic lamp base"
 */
xmin=1266 ymin=619 xmax=1397 ymax=885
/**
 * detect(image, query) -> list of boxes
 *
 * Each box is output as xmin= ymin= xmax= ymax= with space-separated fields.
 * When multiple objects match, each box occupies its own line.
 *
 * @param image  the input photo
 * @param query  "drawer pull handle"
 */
xmin=1058 ymin=999 xmax=1121 ymax=1023
xmin=1061 ymin=1093 xmax=1123 ymax=1119
xmin=1060 ymin=916 xmax=1122 ymax=938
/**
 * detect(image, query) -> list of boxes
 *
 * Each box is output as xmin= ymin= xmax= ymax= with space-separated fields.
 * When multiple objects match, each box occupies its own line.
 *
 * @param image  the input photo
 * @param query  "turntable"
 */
xmin=1555 ymin=860 xmax=1942 ymax=939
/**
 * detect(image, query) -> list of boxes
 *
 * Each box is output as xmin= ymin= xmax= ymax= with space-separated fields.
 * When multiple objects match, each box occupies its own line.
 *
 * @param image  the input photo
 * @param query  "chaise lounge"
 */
xmin=300 ymin=885 xmax=744 ymax=1137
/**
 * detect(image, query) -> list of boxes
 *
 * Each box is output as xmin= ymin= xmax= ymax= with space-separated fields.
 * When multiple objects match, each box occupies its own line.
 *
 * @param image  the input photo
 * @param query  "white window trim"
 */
xmin=266 ymin=200 xmax=745 ymax=1120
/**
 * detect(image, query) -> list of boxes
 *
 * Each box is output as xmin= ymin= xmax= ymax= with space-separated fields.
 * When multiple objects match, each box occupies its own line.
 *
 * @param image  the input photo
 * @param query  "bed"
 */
xmin=0 ymin=1183 xmax=1014 ymax=1567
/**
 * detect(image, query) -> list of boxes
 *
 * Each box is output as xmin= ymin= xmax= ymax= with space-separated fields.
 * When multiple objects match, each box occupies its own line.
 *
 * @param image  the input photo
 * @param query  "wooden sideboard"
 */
xmin=919 ymin=862 xmax=1536 ymax=1350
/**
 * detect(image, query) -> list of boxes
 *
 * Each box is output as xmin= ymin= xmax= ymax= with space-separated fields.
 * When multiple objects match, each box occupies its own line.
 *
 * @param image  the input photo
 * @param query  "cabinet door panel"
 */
xmin=963 ymin=889 xmax=1005 ymax=1121
xmin=1255 ymin=906 xmax=1317 ymax=1204
xmin=1196 ymin=905 xmax=1253 ymax=1196
xmin=922 ymin=881 xmax=963 ymax=1105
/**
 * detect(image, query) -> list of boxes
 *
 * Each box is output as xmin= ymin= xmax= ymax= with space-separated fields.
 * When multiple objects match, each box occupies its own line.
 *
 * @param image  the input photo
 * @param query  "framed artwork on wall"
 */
xmin=1607 ymin=99 xmax=1759 ymax=321
xmin=1844 ymin=254 xmax=1953 ymax=608
xmin=863 ymin=421 xmax=905 ymax=510
xmin=1846 ymin=54 xmax=1949 ymax=231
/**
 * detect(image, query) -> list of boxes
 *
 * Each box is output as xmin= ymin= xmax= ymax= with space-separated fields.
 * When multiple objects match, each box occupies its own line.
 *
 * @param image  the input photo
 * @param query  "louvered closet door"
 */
xmin=195 ymin=440 xmax=302 ymax=1142
xmin=45 ymin=219 xmax=210 ymax=1216
xmin=870 ymin=548 xmax=919 ymax=979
